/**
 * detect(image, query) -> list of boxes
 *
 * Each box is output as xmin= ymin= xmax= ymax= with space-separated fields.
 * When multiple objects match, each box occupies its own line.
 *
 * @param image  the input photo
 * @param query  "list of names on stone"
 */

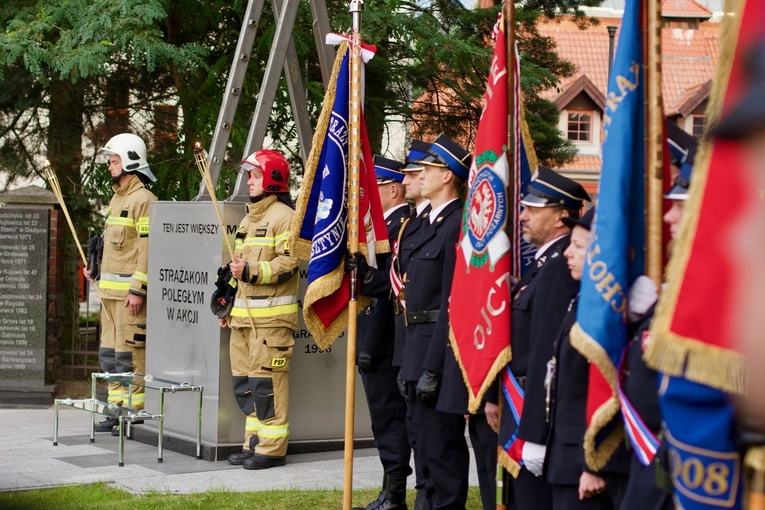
xmin=0 ymin=208 xmax=48 ymax=385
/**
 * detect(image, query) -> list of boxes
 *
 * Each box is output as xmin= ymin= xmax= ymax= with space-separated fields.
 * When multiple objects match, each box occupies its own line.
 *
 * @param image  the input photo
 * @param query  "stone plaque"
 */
xmin=0 ymin=208 xmax=48 ymax=386
xmin=146 ymin=202 xmax=371 ymax=454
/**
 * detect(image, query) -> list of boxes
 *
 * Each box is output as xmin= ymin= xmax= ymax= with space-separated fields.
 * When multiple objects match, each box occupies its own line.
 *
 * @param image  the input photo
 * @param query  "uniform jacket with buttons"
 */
xmin=98 ymin=175 xmax=157 ymax=300
xmin=400 ymin=200 xmax=468 ymax=414
xmin=362 ymin=204 xmax=431 ymax=367
xmin=511 ymin=235 xmax=579 ymax=444
xmin=229 ymin=195 xmax=300 ymax=331
xmin=357 ymin=203 xmax=410 ymax=358
xmin=544 ymin=296 xmax=630 ymax=485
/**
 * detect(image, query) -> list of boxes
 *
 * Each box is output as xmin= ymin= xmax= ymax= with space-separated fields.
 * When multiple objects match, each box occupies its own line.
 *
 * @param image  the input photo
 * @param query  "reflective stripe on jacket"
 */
xmin=228 ymin=195 xmax=300 ymax=330
xmin=98 ymin=175 xmax=157 ymax=299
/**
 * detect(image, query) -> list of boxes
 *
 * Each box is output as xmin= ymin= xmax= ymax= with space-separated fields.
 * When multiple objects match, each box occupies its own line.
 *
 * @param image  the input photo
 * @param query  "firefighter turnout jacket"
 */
xmin=98 ymin=175 xmax=157 ymax=299
xmin=229 ymin=195 xmax=300 ymax=330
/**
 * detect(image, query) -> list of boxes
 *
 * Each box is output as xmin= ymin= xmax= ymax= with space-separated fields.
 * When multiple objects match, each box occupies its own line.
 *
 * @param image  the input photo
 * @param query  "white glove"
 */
xmin=628 ymin=275 xmax=658 ymax=323
xmin=522 ymin=441 xmax=546 ymax=477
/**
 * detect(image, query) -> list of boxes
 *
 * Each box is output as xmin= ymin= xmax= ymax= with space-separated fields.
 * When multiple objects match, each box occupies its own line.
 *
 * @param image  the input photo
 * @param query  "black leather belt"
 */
xmin=405 ymin=310 xmax=439 ymax=324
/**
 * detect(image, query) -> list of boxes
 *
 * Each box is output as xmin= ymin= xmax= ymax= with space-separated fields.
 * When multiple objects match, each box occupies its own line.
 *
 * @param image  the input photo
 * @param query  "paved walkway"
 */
xmin=0 ymin=407 xmax=481 ymax=495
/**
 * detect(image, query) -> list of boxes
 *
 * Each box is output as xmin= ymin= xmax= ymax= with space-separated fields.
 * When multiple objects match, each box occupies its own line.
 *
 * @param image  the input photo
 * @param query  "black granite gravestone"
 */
xmin=0 ymin=208 xmax=51 ymax=405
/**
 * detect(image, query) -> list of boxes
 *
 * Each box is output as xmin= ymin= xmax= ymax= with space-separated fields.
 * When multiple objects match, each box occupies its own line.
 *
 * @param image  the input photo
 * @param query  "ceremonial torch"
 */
xmin=193 ymin=142 xmax=236 ymax=262
xmin=43 ymin=160 xmax=88 ymax=266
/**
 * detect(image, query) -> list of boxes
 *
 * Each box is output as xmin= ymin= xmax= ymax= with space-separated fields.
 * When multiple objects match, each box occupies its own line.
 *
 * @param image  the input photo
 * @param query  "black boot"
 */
xmin=228 ymin=450 xmax=254 ymax=465
xmin=413 ymin=489 xmax=429 ymax=510
xmin=94 ymin=417 xmax=119 ymax=432
xmin=373 ymin=477 xmax=407 ymax=510
xmin=354 ymin=474 xmax=389 ymax=510
xmin=242 ymin=453 xmax=286 ymax=470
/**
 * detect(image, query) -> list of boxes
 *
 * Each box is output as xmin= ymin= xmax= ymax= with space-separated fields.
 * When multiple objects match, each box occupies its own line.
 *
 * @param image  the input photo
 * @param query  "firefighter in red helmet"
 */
xmin=220 ymin=149 xmax=300 ymax=470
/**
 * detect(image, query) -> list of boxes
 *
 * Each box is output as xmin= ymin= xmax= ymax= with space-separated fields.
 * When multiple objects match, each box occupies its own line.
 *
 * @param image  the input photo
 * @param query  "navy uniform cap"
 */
xmin=374 ymin=156 xmax=405 ymax=184
xmin=713 ymin=40 xmax=765 ymax=140
xmin=562 ymin=206 xmax=595 ymax=231
xmin=665 ymin=123 xmax=697 ymax=201
xmin=521 ymin=166 xmax=590 ymax=209
xmin=403 ymin=140 xmax=432 ymax=172
xmin=415 ymin=134 xmax=472 ymax=181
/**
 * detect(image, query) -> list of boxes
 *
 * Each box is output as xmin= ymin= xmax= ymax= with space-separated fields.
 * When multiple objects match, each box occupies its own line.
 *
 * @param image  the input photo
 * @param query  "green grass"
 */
xmin=0 ymin=484 xmax=485 ymax=509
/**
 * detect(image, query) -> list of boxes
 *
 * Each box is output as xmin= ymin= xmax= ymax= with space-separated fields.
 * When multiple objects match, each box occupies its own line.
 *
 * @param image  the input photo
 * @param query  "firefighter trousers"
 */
xmin=98 ymin=297 xmax=147 ymax=410
xmin=229 ymin=326 xmax=293 ymax=457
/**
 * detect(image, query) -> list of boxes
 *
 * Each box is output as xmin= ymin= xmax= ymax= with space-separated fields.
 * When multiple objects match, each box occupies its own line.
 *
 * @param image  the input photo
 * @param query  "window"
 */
xmin=692 ymin=115 xmax=707 ymax=138
xmin=567 ymin=111 xmax=592 ymax=142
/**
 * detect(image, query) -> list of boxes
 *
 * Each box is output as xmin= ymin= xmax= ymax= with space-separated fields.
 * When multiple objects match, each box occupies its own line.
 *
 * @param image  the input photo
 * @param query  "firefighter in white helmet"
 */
xmin=84 ymin=133 xmax=157 ymax=434
xmin=220 ymin=149 xmax=299 ymax=470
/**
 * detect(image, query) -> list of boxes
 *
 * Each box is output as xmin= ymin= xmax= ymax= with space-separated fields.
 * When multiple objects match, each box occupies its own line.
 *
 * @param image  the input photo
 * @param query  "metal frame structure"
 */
xmin=53 ymin=372 xmax=204 ymax=466
xmin=196 ymin=0 xmax=335 ymax=202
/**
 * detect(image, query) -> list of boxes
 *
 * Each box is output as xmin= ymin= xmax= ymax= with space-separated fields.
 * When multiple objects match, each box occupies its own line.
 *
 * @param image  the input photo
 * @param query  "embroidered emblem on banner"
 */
xmin=461 ymin=162 xmax=510 ymax=268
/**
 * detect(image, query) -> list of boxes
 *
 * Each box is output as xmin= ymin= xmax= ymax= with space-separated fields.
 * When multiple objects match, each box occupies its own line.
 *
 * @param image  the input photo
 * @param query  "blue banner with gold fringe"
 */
xmin=569 ymin=0 xmax=645 ymax=471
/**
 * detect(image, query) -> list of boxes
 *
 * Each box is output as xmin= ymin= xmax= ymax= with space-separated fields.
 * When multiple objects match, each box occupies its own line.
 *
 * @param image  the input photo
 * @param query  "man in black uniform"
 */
xmin=510 ymin=167 xmax=590 ymax=510
xmin=400 ymin=134 xmax=471 ymax=510
xmin=353 ymin=156 xmax=412 ymax=510
xmin=350 ymin=140 xmax=433 ymax=510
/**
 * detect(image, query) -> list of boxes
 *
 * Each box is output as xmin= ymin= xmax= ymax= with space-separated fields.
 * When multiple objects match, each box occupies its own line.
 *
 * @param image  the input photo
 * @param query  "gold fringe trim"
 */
xmin=745 ymin=446 xmax=765 ymax=472
xmin=449 ymin=325 xmax=513 ymax=414
xmin=498 ymin=449 xmax=522 ymax=478
xmin=570 ymin=322 xmax=624 ymax=470
xmin=301 ymin=263 xmax=370 ymax=350
xmin=519 ymin=94 xmax=538 ymax=174
xmin=374 ymin=239 xmax=390 ymax=255
xmin=289 ymin=42 xmax=348 ymax=261
xmin=646 ymin=2 xmax=746 ymax=395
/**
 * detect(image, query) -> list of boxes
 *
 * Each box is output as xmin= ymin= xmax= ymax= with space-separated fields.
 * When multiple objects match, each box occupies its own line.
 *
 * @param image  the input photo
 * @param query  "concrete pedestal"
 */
xmin=144 ymin=202 xmax=371 ymax=460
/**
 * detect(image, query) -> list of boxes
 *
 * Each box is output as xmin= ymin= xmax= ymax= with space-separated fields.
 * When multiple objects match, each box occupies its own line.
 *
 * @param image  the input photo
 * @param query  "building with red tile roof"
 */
xmin=539 ymin=1 xmax=720 ymax=197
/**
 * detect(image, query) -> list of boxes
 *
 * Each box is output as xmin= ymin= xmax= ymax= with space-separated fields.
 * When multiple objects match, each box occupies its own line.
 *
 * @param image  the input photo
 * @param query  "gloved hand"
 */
xmin=521 ymin=441 xmax=547 ymax=477
xmin=628 ymin=275 xmax=658 ymax=322
xmin=357 ymin=350 xmax=374 ymax=374
xmin=416 ymin=370 xmax=441 ymax=407
xmin=344 ymin=251 xmax=369 ymax=276
xmin=397 ymin=373 xmax=408 ymax=401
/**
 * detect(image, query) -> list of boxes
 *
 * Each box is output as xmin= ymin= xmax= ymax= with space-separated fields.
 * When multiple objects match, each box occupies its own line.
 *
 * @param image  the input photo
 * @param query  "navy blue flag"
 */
xmin=290 ymin=40 xmax=387 ymax=349
xmin=569 ymin=0 xmax=645 ymax=471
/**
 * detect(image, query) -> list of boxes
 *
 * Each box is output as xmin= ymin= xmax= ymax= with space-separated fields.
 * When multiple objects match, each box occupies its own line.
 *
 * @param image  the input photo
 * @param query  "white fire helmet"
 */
xmin=99 ymin=133 xmax=156 ymax=183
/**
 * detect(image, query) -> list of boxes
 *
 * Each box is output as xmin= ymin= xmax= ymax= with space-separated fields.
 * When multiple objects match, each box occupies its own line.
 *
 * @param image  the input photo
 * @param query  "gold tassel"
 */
xmin=746 ymin=446 xmax=765 ymax=472
xmin=498 ymin=450 xmax=522 ymax=479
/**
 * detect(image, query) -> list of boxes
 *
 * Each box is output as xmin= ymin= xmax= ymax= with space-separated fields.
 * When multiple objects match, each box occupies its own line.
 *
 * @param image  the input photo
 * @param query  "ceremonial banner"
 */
xmin=449 ymin=12 xmax=536 ymax=417
xmin=290 ymin=39 xmax=388 ymax=349
xmin=449 ymin=10 xmax=513 ymax=415
xmin=570 ymin=0 xmax=645 ymax=471
xmin=645 ymin=2 xmax=760 ymax=396
xmin=645 ymin=3 xmax=763 ymax=508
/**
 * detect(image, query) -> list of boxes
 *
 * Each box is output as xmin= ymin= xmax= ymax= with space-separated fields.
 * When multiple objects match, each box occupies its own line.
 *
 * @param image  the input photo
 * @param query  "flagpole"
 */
xmin=496 ymin=2 xmax=515 ymax=509
xmin=343 ymin=1 xmax=364 ymax=508
xmin=645 ymin=0 xmax=664 ymax=285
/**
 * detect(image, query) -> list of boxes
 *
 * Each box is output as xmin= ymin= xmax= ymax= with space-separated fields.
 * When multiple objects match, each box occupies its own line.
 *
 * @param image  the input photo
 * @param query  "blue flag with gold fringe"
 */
xmin=289 ymin=39 xmax=387 ymax=349
xmin=569 ymin=0 xmax=645 ymax=471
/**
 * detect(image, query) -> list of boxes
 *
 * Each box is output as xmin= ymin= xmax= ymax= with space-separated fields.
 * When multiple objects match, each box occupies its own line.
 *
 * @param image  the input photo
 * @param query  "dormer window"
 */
xmin=692 ymin=115 xmax=707 ymax=138
xmin=567 ymin=111 xmax=593 ymax=142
